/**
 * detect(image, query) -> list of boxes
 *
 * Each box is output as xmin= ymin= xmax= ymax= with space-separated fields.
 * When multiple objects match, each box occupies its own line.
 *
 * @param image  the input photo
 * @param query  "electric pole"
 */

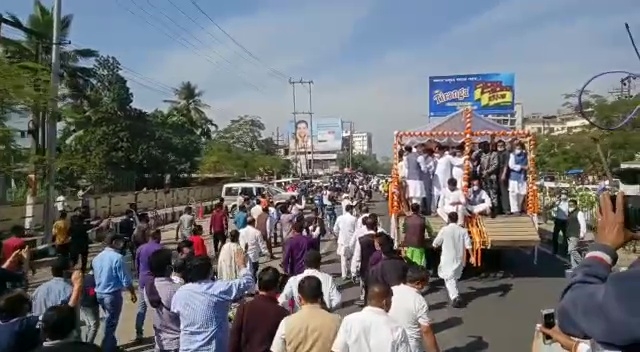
xmin=289 ymin=78 xmax=314 ymax=178
xmin=42 ymin=0 xmax=63 ymax=244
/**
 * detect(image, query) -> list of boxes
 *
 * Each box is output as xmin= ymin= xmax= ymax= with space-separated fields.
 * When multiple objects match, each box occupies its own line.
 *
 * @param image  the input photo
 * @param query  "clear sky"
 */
xmin=4 ymin=0 xmax=640 ymax=156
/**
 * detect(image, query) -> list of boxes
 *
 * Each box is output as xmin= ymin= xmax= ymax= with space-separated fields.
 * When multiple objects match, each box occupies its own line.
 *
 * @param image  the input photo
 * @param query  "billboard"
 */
xmin=288 ymin=116 xmax=343 ymax=152
xmin=428 ymin=73 xmax=515 ymax=117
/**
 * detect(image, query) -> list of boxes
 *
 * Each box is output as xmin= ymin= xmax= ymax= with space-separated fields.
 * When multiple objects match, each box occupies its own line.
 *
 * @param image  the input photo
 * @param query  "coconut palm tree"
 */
xmin=2 ymin=1 xmax=99 ymax=107
xmin=164 ymin=81 xmax=217 ymax=139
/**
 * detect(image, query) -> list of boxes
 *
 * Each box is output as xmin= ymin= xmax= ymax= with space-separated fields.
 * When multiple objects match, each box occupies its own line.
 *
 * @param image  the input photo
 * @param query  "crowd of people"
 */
xmin=396 ymin=139 xmax=530 ymax=219
xmin=1 ymin=166 xmax=639 ymax=351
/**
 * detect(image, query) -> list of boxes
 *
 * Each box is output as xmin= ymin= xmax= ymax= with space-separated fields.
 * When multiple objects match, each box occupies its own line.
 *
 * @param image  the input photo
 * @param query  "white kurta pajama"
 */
xmin=508 ymin=152 xmax=528 ymax=213
xmin=436 ymin=188 xmax=468 ymax=225
xmin=432 ymin=223 xmax=473 ymax=301
xmin=467 ymin=189 xmax=492 ymax=215
xmin=403 ymin=153 xmax=429 ymax=204
xmin=333 ymin=212 xmax=357 ymax=278
xmin=433 ymin=154 xmax=453 ymax=207
xmin=450 ymin=156 xmax=465 ymax=189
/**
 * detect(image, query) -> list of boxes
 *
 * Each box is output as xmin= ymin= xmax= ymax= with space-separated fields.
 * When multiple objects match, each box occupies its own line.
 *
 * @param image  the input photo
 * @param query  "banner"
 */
xmin=429 ymin=73 xmax=515 ymax=117
xmin=288 ymin=116 xmax=343 ymax=152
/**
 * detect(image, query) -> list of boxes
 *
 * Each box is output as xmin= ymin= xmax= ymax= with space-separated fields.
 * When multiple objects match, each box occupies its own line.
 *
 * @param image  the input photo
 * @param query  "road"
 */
xmin=32 ymin=197 xmax=570 ymax=352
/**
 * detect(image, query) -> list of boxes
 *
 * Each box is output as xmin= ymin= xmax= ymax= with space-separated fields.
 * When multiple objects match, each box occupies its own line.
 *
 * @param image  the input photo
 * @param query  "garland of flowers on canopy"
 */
xmin=388 ymin=107 xmax=540 ymax=266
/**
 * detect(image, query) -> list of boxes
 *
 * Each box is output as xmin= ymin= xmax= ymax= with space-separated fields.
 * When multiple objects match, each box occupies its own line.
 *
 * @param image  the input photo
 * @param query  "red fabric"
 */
xmin=210 ymin=210 xmax=227 ymax=233
xmin=1 ymin=236 xmax=26 ymax=271
xmin=189 ymin=235 xmax=208 ymax=257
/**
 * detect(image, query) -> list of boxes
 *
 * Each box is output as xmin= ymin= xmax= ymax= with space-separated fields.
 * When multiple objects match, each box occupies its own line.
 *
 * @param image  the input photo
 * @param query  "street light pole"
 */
xmin=42 ymin=0 xmax=63 ymax=244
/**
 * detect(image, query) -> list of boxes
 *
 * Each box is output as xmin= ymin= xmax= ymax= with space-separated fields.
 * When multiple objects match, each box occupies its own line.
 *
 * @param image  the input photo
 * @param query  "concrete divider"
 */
xmin=0 ymin=181 xmax=230 ymax=235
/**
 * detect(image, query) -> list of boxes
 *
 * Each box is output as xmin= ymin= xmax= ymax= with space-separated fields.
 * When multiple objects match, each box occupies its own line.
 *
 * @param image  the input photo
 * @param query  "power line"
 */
xmin=187 ymin=0 xmax=290 ymax=81
xmin=113 ymin=0 xmax=265 ymax=92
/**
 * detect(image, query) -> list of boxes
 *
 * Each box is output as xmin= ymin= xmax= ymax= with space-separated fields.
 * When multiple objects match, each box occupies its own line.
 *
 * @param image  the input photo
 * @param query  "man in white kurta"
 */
xmin=507 ymin=144 xmax=528 ymax=213
xmin=466 ymin=180 xmax=492 ymax=215
xmin=402 ymin=145 xmax=429 ymax=204
xmin=333 ymin=204 xmax=357 ymax=279
xmin=432 ymin=212 xmax=474 ymax=308
xmin=433 ymin=150 xmax=453 ymax=207
xmin=436 ymin=178 xmax=467 ymax=226
xmin=450 ymin=150 xmax=466 ymax=190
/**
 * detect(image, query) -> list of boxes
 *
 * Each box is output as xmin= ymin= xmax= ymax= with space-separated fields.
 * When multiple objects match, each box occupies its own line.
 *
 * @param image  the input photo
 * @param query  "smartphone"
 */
xmin=541 ymin=309 xmax=555 ymax=344
xmin=608 ymin=194 xmax=640 ymax=232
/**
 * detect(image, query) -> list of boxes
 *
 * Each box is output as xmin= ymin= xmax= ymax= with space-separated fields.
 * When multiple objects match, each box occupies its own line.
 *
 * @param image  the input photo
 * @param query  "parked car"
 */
xmin=221 ymin=182 xmax=298 ymax=217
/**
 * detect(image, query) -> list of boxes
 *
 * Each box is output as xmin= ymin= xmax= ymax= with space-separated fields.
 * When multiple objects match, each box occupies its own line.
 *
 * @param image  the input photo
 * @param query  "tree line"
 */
xmin=0 ymin=2 xmax=291 ymax=198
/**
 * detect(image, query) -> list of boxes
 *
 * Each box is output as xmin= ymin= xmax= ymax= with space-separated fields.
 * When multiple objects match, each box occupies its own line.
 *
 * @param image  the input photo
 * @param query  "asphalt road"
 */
xmin=32 ymin=196 xmax=570 ymax=352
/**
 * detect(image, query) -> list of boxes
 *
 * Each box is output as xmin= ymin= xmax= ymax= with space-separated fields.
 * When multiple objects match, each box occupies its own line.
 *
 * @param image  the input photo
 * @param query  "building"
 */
xmin=6 ymin=112 xmax=30 ymax=149
xmin=342 ymin=131 xmax=372 ymax=156
xmin=522 ymin=112 xmax=590 ymax=135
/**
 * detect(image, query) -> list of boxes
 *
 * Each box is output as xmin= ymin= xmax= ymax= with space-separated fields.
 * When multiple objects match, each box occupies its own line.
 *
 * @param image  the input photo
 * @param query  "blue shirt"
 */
xmin=92 ymin=248 xmax=133 ymax=294
xmin=31 ymin=277 xmax=73 ymax=316
xmin=136 ymin=241 xmax=163 ymax=289
xmin=170 ymin=268 xmax=254 ymax=352
xmin=234 ymin=212 xmax=248 ymax=230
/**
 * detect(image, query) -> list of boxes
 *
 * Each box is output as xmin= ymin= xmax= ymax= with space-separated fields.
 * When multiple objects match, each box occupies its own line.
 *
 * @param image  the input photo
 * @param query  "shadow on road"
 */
xmin=463 ymin=283 xmax=512 ymax=304
xmin=503 ymin=247 xmax=568 ymax=278
xmin=427 ymin=301 xmax=449 ymax=312
xmin=432 ymin=316 xmax=464 ymax=334
xmin=443 ymin=335 xmax=489 ymax=352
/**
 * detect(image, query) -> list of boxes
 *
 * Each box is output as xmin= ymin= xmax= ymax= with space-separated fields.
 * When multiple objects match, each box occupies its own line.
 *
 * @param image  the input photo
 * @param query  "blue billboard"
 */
xmin=428 ymin=73 xmax=515 ymax=117
xmin=288 ymin=116 xmax=343 ymax=152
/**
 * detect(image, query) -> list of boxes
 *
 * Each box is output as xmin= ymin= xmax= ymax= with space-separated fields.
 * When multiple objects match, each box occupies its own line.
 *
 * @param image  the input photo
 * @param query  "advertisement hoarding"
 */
xmin=288 ymin=116 xmax=343 ymax=152
xmin=428 ymin=73 xmax=515 ymax=117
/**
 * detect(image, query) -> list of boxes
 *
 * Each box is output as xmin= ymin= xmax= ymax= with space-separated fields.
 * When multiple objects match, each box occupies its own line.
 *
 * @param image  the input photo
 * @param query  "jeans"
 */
xmin=567 ymin=237 xmax=582 ymax=269
xmin=135 ymin=288 xmax=147 ymax=337
xmin=326 ymin=210 xmax=336 ymax=233
xmin=79 ymin=306 xmax=100 ymax=344
xmin=97 ymin=292 xmax=123 ymax=352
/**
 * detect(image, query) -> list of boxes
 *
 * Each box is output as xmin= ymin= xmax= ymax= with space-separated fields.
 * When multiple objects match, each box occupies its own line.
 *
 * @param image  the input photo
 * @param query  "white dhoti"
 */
xmin=468 ymin=203 xmax=491 ymax=215
xmin=437 ymin=205 xmax=467 ymax=225
xmin=406 ymin=179 xmax=426 ymax=204
xmin=508 ymin=179 xmax=527 ymax=213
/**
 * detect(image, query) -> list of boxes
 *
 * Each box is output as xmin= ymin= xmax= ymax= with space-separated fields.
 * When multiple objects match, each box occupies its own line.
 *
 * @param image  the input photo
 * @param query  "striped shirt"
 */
xmin=170 ymin=268 xmax=255 ymax=352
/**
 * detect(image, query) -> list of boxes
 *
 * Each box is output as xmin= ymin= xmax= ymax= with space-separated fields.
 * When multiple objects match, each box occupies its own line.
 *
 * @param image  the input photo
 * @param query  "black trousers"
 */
xmin=251 ymin=261 xmax=259 ymax=280
xmin=212 ymin=231 xmax=227 ymax=253
xmin=552 ymin=219 xmax=568 ymax=254
xmin=70 ymin=244 xmax=89 ymax=272
xmin=55 ymin=242 xmax=71 ymax=259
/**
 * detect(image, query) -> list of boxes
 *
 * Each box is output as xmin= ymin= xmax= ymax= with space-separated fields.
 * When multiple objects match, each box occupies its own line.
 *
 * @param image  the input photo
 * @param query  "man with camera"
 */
xmin=537 ymin=191 xmax=640 ymax=351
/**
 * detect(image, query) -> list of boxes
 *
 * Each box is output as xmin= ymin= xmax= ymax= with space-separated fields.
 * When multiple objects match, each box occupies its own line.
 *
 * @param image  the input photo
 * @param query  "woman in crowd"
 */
xmin=217 ymin=230 xmax=245 ymax=281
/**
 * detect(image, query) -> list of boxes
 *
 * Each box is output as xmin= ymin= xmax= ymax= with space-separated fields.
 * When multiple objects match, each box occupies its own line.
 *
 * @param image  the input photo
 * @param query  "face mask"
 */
xmin=514 ymin=149 xmax=522 ymax=155
xmin=444 ymin=151 xmax=450 ymax=156
xmin=568 ymin=207 xmax=576 ymax=212
xmin=434 ymin=153 xmax=441 ymax=159
xmin=560 ymin=195 xmax=568 ymax=201
xmin=472 ymin=186 xmax=479 ymax=191
xmin=497 ymin=146 xmax=505 ymax=151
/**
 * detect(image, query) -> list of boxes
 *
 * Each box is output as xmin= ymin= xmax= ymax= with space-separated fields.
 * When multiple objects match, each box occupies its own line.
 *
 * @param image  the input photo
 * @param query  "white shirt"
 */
xmin=291 ymin=203 xmax=304 ymax=216
xmin=278 ymin=268 xmax=342 ymax=312
xmin=333 ymin=213 xmax=357 ymax=248
xmin=575 ymin=210 xmax=588 ymax=239
xmin=467 ymin=189 xmax=491 ymax=208
xmin=388 ymin=284 xmax=431 ymax=352
xmin=55 ymin=195 xmax=67 ymax=211
xmin=332 ymin=306 xmax=412 ymax=352
xmin=437 ymin=188 xmax=466 ymax=209
xmin=238 ymin=226 xmax=268 ymax=262
xmin=397 ymin=160 xmax=406 ymax=179
xmin=356 ymin=213 xmax=369 ymax=231
xmin=341 ymin=199 xmax=354 ymax=214
xmin=250 ymin=204 xmax=263 ymax=220
xmin=554 ymin=200 xmax=570 ymax=220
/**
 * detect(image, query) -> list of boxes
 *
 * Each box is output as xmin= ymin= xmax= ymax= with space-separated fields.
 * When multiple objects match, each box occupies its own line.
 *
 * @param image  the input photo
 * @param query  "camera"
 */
xmin=608 ymin=194 xmax=640 ymax=232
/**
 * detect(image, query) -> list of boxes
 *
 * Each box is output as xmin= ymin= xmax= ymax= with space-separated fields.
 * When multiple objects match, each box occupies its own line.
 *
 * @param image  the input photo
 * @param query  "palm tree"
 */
xmin=164 ymin=81 xmax=217 ymax=139
xmin=2 ymin=1 xmax=99 ymax=107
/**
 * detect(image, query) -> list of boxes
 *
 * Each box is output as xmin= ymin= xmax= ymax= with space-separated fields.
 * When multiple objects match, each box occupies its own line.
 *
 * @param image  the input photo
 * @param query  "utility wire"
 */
xmin=114 ymin=0 xmax=265 ymax=92
xmin=187 ymin=0 xmax=290 ymax=81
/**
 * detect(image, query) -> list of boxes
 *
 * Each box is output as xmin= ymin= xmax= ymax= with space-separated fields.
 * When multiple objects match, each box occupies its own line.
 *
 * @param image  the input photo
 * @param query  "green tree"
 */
xmin=337 ymin=152 xmax=383 ymax=174
xmin=164 ymin=81 xmax=217 ymax=139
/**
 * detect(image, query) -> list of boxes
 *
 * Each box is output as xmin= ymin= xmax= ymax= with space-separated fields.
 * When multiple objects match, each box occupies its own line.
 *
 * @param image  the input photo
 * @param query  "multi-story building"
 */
xmin=5 ymin=112 xmax=30 ymax=149
xmin=342 ymin=131 xmax=372 ymax=156
xmin=522 ymin=112 xmax=590 ymax=135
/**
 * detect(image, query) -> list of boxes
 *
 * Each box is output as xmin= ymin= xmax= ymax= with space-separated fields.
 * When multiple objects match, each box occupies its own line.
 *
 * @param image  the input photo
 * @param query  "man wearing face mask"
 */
xmin=402 ymin=145 xmax=429 ymax=206
xmin=466 ymin=179 xmax=492 ymax=216
xmin=495 ymin=140 xmax=511 ymax=214
xmin=551 ymin=190 xmax=570 ymax=256
xmin=565 ymin=199 xmax=587 ymax=269
xmin=507 ymin=141 xmax=528 ymax=214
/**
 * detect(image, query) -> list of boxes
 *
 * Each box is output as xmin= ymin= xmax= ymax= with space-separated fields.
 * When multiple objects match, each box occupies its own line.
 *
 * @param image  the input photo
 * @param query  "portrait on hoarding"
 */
xmin=294 ymin=120 xmax=311 ymax=149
